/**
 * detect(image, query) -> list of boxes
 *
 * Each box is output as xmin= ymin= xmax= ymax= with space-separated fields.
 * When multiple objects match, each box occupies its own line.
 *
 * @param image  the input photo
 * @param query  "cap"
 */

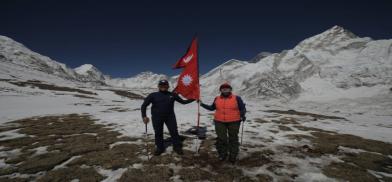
xmin=219 ymin=83 xmax=232 ymax=90
xmin=158 ymin=79 xmax=169 ymax=86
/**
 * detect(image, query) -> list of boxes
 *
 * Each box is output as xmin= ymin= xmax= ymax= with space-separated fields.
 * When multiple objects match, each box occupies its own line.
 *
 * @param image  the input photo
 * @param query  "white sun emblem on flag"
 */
xmin=182 ymin=54 xmax=193 ymax=64
xmin=181 ymin=74 xmax=193 ymax=86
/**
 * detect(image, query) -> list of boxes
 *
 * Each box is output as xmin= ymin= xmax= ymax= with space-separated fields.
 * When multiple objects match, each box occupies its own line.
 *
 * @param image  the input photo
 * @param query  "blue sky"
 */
xmin=1 ymin=0 xmax=391 ymax=77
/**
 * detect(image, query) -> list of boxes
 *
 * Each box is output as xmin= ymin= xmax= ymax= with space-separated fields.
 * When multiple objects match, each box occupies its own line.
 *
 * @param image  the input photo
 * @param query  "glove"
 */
xmin=143 ymin=117 xmax=150 ymax=124
xmin=241 ymin=116 xmax=246 ymax=122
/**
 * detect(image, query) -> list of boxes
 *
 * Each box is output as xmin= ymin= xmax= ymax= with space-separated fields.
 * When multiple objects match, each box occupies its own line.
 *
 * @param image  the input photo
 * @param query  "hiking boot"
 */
xmin=154 ymin=149 xmax=165 ymax=156
xmin=174 ymin=147 xmax=184 ymax=155
xmin=229 ymin=155 xmax=237 ymax=164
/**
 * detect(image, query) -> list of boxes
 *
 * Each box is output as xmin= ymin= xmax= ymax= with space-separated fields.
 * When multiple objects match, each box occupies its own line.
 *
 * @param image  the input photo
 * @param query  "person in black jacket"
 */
xmin=141 ymin=79 xmax=195 ymax=156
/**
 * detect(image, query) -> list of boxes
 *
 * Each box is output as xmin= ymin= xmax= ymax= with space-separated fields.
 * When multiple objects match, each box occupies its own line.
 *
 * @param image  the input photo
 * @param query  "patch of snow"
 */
xmin=96 ymin=166 xmax=127 ymax=182
xmin=294 ymin=172 xmax=336 ymax=182
xmin=368 ymin=170 xmax=392 ymax=179
xmin=109 ymin=141 xmax=139 ymax=149
xmin=53 ymin=155 xmax=81 ymax=170
xmin=0 ymin=158 xmax=10 ymax=168
xmin=132 ymin=163 xmax=143 ymax=169
xmin=0 ymin=129 xmax=26 ymax=141
xmin=31 ymin=146 xmax=48 ymax=156
xmin=0 ymin=148 xmax=21 ymax=158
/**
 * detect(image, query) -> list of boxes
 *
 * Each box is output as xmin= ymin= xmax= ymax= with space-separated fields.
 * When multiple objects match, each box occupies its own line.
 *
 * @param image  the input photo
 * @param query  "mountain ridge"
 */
xmin=1 ymin=25 xmax=391 ymax=101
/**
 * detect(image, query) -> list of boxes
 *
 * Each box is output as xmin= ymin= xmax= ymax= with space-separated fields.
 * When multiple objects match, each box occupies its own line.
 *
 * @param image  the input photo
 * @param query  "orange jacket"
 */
xmin=214 ymin=94 xmax=241 ymax=122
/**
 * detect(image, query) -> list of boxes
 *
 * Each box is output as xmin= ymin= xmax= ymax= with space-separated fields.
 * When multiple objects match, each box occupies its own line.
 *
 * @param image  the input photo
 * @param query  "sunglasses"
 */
xmin=220 ymin=88 xmax=232 ymax=92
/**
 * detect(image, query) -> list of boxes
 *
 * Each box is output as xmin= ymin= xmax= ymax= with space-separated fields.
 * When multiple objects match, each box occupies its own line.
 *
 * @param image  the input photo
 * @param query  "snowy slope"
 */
xmin=0 ymin=36 xmax=80 ymax=82
xmin=0 ymin=36 xmax=108 ymax=86
xmin=200 ymin=25 xmax=392 ymax=101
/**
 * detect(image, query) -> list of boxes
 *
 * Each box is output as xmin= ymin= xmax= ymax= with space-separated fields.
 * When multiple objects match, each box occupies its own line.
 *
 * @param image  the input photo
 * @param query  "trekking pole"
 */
xmin=195 ymin=100 xmax=201 ymax=154
xmin=240 ymin=121 xmax=245 ymax=145
xmin=145 ymin=123 xmax=150 ymax=160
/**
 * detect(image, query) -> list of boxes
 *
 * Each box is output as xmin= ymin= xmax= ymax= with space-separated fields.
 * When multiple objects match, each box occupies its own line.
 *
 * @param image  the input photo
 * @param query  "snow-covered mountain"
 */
xmin=0 ymin=35 xmax=169 ymax=88
xmin=106 ymin=71 xmax=170 ymax=89
xmin=74 ymin=64 xmax=106 ymax=82
xmin=0 ymin=36 xmax=107 ymax=85
xmin=111 ymin=25 xmax=391 ymax=101
xmin=0 ymin=36 xmax=80 ymax=83
xmin=201 ymin=25 xmax=392 ymax=100
xmin=1 ymin=25 xmax=391 ymax=101
xmin=249 ymin=52 xmax=273 ymax=63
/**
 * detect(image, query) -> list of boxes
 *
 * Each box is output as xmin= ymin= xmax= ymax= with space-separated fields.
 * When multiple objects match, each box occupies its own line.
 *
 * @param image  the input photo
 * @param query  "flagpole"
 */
xmin=196 ymin=35 xmax=201 ymax=153
xmin=196 ymin=33 xmax=200 ymax=130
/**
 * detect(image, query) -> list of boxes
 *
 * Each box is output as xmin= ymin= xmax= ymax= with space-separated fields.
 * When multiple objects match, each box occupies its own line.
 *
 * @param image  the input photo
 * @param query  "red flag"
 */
xmin=173 ymin=37 xmax=200 ymax=100
xmin=173 ymin=37 xmax=198 ymax=69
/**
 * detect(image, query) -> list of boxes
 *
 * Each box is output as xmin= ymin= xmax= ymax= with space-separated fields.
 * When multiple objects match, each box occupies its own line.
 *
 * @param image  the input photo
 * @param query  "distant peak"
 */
xmin=327 ymin=25 xmax=345 ymax=34
xmin=294 ymin=25 xmax=360 ymax=50
xmin=125 ymin=71 xmax=168 ymax=80
xmin=0 ymin=35 xmax=17 ymax=43
xmin=74 ymin=64 xmax=99 ymax=75
xmin=321 ymin=25 xmax=357 ymax=38
xmin=249 ymin=52 xmax=273 ymax=63
xmin=78 ymin=64 xmax=94 ymax=69
xmin=131 ymin=71 xmax=167 ymax=78
xmin=0 ymin=35 xmax=11 ymax=41
xmin=137 ymin=71 xmax=155 ymax=76
xmin=330 ymin=25 xmax=344 ymax=31
xmin=223 ymin=59 xmax=246 ymax=65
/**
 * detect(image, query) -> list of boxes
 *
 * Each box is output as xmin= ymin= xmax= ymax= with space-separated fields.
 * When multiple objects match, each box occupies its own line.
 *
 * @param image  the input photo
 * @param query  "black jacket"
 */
xmin=141 ymin=91 xmax=194 ymax=117
xmin=200 ymin=94 xmax=246 ymax=119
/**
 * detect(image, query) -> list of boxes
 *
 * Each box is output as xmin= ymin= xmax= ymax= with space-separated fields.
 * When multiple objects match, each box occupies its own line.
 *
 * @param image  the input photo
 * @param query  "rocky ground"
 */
xmin=1 ymin=111 xmax=391 ymax=182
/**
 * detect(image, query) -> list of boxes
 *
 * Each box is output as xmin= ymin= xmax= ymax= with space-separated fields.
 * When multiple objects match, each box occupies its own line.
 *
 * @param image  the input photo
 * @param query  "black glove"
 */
xmin=241 ymin=116 xmax=246 ymax=122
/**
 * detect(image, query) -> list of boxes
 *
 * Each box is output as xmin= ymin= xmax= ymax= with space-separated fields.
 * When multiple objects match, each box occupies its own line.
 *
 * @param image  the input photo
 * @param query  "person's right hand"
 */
xmin=143 ymin=117 xmax=150 ymax=124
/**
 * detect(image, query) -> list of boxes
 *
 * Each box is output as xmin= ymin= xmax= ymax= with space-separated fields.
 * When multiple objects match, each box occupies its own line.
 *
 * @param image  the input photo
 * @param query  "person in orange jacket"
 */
xmin=200 ymin=83 xmax=246 ymax=163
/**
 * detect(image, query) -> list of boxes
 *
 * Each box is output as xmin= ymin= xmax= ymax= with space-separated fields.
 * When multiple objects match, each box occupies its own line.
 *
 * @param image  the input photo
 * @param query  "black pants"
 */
xmin=152 ymin=114 xmax=181 ymax=151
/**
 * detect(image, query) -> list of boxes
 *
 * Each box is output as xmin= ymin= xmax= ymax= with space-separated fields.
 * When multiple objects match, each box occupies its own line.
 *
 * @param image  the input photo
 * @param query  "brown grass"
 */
xmin=8 ymin=80 xmax=97 ymax=95
xmin=264 ymin=109 xmax=347 ymax=120
xmin=108 ymin=89 xmax=144 ymax=100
